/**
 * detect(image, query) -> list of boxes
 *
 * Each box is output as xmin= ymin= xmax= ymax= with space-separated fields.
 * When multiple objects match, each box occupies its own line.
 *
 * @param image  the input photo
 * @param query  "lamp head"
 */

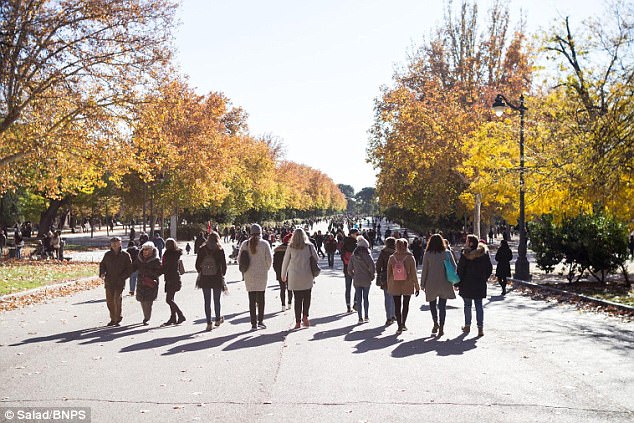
xmin=492 ymin=94 xmax=506 ymax=117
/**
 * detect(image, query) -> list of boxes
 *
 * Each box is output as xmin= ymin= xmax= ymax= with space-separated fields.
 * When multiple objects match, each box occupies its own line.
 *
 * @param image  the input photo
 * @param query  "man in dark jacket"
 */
xmin=99 ymin=237 xmax=133 ymax=326
xmin=342 ymin=228 xmax=359 ymax=312
xmin=273 ymin=233 xmax=293 ymax=310
xmin=457 ymin=235 xmax=493 ymax=337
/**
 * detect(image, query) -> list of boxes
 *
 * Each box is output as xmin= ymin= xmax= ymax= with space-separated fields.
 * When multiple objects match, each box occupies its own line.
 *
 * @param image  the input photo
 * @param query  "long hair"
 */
xmin=249 ymin=234 xmax=260 ymax=254
xmin=206 ymin=231 xmax=222 ymax=250
xmin=395 ymin=238 xmax=409 ymax=253
xmin=425 ymin=234 xmax=446 ymax=253
xmin=289 ymin=228 xmax=308 ymax=249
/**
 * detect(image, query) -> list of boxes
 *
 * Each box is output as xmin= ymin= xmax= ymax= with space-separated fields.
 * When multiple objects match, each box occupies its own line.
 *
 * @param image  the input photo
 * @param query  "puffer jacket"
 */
xmin=457 ymin=243 xmax=493 ymax=299
xmin=162 ymin=248 xmax=182 ymax=292
xmin=99 ymin=249 xmax=132 ymax=290
xmin=348 ymin=246 xmax=376 ymax=288
xmin=133 ymin=247 xmax=163 ymax=302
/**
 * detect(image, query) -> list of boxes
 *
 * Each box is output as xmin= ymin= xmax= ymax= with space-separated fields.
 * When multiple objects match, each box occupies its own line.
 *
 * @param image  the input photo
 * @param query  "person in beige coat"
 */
xmin=281 ymin=228 xmax=319 ymax=329
xmin=387 ymin=238 xmax=420 ymax=334
xmin=239 ymin=224 xmax=273 ymax=330
xmin=420 ymin=234 xmax=457 ymax=337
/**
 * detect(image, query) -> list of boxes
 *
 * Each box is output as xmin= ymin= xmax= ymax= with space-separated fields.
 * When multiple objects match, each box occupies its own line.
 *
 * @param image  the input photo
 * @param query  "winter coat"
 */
xmin=457 ymin=243 xmax=493 ymax=299
xmin=195 ymin=243 xmax=227 ymax=290
xmin=420 ymin=251 xmax=457 ymax=301
xmin=387 ymin=252 xmax=420 ymax=296
xmin=273 ymin=243 xmax=289 ymax=282
xmin=375 ymin=246 xmax=395 ymax=290
xmin=324 ymin=238 xmax=338 ymax=254
xmin=348 ymin=247 xmax=376 ymax=288
xmin=133 ymin=247 xmax=163 ymax=302
xmin=162 ymin=248 xmax=182 ymax=292
xmin=281 ymin=243 xmax=319 ymax=291
xmin=495 ymin=245 xmax=513 ymax=278
xmin=126 ymin=246 xmax=140 ymax=267
xmin=99 ymin=249 xmax=132 ymax=290
xmin=341 ymin=236 xmax=357 ymax=266
xmin=239 ymin=238 xmax=272 ymax=292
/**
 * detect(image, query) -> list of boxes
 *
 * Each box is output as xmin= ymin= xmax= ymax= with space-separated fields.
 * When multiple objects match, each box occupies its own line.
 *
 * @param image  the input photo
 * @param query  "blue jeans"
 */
xmin=383 ymin=289 xmax=395 ymax=320
xmin=355 ymin=286 xmax=370 ymax=319
xmin=202 ymin=287 xmax=223 ymax=324
xmin=429 ymin=298 xmax=447 ymax=325
xmin=129 ymin=271 xmax=138 ymax=293
xmin=344 ymin=267 xmax=353 ymax=307
xmin=15 ymin=246 xmax=22 ymax=259
xmin=463 ymin=298 xmax=483 ymax=327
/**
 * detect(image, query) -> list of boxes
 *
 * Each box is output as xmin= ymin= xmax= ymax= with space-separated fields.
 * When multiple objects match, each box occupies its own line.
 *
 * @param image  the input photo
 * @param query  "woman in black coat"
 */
xmin=195 ymin=231 xmax=227 ymax=332
xmin=134 ymin=242 xmax=163 ymax=325
xmin=457 ymin=235 xmax=493 ymax=337
xmin=494 ymin=240 xmax=513 ymax=295
xmin=161 ymin=238 xmax=185 ymax=326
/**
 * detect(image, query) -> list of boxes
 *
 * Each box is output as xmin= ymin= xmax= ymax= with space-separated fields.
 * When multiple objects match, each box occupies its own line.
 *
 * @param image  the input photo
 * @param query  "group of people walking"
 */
xmin=99 ymin=219 xmax=505 ymax=338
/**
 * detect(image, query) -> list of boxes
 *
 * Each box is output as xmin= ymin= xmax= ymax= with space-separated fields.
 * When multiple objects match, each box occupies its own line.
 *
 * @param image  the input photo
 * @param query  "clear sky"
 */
xmin=173 ymin=0 xmax=605 ymax=193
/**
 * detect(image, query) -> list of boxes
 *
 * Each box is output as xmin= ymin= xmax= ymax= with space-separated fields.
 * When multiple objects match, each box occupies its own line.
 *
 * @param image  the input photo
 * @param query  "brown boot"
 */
xmin=477 ymin=326 xmax=484 ymax=337
xmin=432 ymin=322 xmax=439 ymax=334
xmin=438 ymin=325 xmax=444 ymax=337
xmin=461 ymin=325 xmax=470 ymax=334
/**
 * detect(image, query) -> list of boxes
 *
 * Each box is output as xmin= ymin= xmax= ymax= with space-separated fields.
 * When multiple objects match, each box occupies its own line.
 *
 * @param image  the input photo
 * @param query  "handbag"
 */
xmin=309 ymin=254 xmax=321 ymax=278
xmin=238 ymin=250 xmax=250 ymax=273
xmin=178 ymin=259 xmax=185 ymax=275
xmin=141 ymin=275 xmax=158 ymax=289
xmin=444 ymin=251 xmax=460 ymax=285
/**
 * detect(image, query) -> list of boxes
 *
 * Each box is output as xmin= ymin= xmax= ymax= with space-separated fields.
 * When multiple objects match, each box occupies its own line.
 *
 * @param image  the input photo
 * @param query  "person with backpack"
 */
xmin=420 ymin=234 xmax=457 ymax=337
xmin=161 ymin=238 xmax=185 ymax=326
xmin=126 ymin=240 xmax=140 ymax=296
xmin=348 ymin=236 xmax=376 ymax=324
xmin=375 ymin=237 xmax=397 ymax=326
xmin=494 ymin=239 xmax=513 ymax=296
xmin=238 ymin=224 xmax=272 ymax=330
xmin=281 ymin=228 xmax=319 ymax=329
xmin=195 ymin=231 xmax=227 ymax=331
xmin=273 ymin=233 xmax=293 ymax=310
xmin=457 ymin=234 xmax=493 ymax=337
xmin=341 ymin=228 xmax=359 ymax=313
xmin=387 ymin=238 xmax=420 ymax=334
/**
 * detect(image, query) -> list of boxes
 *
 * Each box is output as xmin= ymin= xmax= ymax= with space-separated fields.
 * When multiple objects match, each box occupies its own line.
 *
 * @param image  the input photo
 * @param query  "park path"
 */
xmin=0 ymin=220 xmax=632 ymax=423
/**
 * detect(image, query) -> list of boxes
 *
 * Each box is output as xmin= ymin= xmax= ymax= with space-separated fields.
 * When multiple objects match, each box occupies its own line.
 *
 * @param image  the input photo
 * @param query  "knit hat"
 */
xmin=356 ymin=236 xmax=369 ymax=249
xmin=250 ymin=224 xmax=262 ymax=235
xmin=141 ymin=241 xmax=155 ymax=250
xmin=283 ymin=233 xmax=292 ymax=244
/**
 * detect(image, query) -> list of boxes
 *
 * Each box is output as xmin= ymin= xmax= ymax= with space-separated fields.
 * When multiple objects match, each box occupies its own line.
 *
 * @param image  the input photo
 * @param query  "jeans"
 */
xmin=15 ymin=246 xmax=22 ymax=259
xmin=327 ymin=251 xmax=335 ymax=267
xmin=383 ymin=289 xmax=395 ymax=320
xmin=293 ymin=289 xmax=312 ymax=322
xmin=202 ymin=287 xmax=223 ymax=324
xmin=129 ymin=271 xmax=138 ymax=293
xmin=165 ymin=289 xmax=183 ymax=319
xmin=344 ymin=265 xmax=353 ymax=307
xmin=355 ymin=286 xmax=370 ymax=319
xmin=393 ymin=295 xmax=411 ymax=327
xmin=429 ymin=298 xmax=447 ymax=326
xmin=463 ymin=298 xmax=484 ymax=327
xmin=279 ymin=281 xmax=293 ymax=306
xmin=248 ymin=291 xmax=265 ymax=326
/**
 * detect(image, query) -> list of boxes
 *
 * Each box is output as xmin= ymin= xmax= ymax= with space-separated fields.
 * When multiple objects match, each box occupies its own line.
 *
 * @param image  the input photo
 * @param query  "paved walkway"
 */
xmin=0 ymin=226 xmax=632 ymax=422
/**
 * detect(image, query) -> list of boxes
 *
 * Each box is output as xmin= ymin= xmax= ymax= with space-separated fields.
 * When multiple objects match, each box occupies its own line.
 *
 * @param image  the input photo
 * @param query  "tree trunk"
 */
xmin=38 ymin=196 xmax=71 ymax=237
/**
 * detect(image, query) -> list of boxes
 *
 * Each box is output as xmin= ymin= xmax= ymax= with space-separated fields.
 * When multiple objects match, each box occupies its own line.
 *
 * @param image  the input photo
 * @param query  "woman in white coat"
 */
xmin=281 ymin=228 xmax=319 ymax=329
xmin=239 ymin=224 xmax=273 ymax=330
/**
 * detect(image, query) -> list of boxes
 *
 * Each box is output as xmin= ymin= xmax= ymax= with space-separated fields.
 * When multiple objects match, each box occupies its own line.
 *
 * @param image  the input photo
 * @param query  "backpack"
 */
xmin=238 ymin=249 xmax=250 ymax=273
xmin=200 ymin=254 xmax=218 ymax=276
xmin=392 ymin=256 xmax=407 ymax=281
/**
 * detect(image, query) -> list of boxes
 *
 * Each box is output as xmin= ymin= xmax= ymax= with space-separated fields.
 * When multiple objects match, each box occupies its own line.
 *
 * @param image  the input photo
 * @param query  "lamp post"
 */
xmin=492 ymin=93 xmax=531 ymax=281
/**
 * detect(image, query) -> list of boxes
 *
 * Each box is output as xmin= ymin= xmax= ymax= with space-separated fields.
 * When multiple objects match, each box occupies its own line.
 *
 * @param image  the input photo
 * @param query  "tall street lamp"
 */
xmin=492 ymin=93 xmax=531 ymax=281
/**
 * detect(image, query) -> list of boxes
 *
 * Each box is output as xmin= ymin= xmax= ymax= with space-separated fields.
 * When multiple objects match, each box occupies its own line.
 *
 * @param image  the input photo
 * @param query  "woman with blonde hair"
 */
xmin=387 ymin=238 xmax=420 ymax=334
xmin=281 ymin=228 xmax=319 ymax=329
xmin=238 ymin=224 xmax=272 ymax=330
xmin=420 ymin=233 xmax=456 ymax=337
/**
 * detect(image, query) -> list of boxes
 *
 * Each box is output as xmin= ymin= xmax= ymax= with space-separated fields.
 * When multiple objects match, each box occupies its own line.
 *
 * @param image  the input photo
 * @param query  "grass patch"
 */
xmin=0 ymin=261 xmax=99 ymax=295
xmin=545 ymin=281 xmax=634 ymax=307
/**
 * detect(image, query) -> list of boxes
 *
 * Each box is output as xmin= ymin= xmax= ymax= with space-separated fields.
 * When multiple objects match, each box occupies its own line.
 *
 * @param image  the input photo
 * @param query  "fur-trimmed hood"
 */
xmin=462 ymin=242 xmax=489 ymax=260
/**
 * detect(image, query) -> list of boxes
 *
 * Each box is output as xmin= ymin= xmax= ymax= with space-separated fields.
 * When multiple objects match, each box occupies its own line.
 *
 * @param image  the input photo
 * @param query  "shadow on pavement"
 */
xmin=72 ymin=298 xmax=107 ymax=305
xmin=222 ymin=330 xmax=287 ymax=351
xmin=192 ymin=311 xmax=248 ymax=325
xmin=391 ymin=333 xmax=478 ymax=358
xmin=161 ymin=330 xmax=252 ymax=355
xmin=230 ymin=311 xmax=283 ymax=325
xmin=309 ymin=313 xmax=349 ymax=327
xmin=10 ymin=324 xmax=150 ymax=347
xmin=311 ymin=324 xmax=358 ymax=341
